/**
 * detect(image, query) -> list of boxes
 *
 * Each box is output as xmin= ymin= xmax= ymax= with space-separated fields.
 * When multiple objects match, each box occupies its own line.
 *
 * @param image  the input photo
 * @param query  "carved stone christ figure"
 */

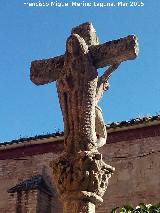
xmin=30 ymin=22 xmax=138 ymax=213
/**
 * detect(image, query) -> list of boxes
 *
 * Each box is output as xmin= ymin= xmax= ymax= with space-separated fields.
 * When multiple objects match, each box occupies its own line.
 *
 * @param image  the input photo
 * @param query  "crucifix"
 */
xmin=30 ymin=22 xmax=138 ymax=213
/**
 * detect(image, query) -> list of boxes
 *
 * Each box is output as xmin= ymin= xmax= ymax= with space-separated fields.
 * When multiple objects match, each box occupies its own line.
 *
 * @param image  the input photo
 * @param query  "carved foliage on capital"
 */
xmin=51 ymin=151 xmax=114 ymax=203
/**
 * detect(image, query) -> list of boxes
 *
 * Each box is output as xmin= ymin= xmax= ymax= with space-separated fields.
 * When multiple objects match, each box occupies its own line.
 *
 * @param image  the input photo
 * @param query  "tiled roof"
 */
xmin=0 ymin=131 xmax=63 ymax=146
xmin=1 ymin=114 xmax=160 ymax=147
xmin=8 ymin=175 xmax=52 ymax=195
xmin=106 ymin=114 xmax=160 ymax=129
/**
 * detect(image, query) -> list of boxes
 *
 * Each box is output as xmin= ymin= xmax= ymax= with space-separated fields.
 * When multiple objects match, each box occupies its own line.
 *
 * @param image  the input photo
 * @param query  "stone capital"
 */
xmin=51 ymin=151 xmax=114 ymax=206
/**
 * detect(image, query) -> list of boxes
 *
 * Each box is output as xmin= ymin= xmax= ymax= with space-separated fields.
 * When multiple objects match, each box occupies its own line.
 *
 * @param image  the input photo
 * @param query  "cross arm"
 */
xmin=90 ymin=35 xmax=139 ymax=68
xmin=30 ymin=55 xmax=64 ymax=85
xmin=71 ymin=23 xmax=138 ymax=68
xmin=30 ymin=35 xmax=138 ymax=85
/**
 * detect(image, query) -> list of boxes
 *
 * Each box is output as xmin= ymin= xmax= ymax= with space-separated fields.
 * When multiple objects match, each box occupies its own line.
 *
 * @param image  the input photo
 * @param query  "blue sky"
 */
xmin=0 ymin=0 xmax=160 ymax=142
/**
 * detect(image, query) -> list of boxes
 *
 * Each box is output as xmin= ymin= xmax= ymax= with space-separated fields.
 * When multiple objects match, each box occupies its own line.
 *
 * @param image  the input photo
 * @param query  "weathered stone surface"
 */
xmin=30 ymin=38 xmax=138 ymax=85
xmin=64 ymin=200 xmax=96 ymax=213
xmin=30 ymin=22 xmax=138 ymax=212
xmin=51 ymin=151 xmax=114 ymax=204
xmin=30 ymin=30 xmax=138 ymax=85
xmin=89 ymin=35 xmax=138 ymax=68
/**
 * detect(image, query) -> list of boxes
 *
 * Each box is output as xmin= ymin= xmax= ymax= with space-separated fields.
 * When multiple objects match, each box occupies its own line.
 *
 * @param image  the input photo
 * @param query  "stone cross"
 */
xmin=30 ymin=22 xmax=138 ymax=213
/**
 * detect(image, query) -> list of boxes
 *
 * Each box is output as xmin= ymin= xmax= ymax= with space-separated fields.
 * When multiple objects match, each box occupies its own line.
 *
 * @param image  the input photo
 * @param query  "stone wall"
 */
xmin=0 ymin=124 xmax=159 ymax=212
xmin=0 ymin=152 xmax=63 ymax=213
xmin=98 ymin=135 xmax=160 ymax=212
xmin=8 ymin=190 xmax=38 ymax=213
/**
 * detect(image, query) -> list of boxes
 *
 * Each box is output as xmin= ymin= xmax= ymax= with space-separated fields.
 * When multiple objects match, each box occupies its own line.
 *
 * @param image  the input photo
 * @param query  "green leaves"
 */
xmin=111 ymin=203 xmax=160 ymax=213
xmin=111 ymin=207 xmax=120 ymax=213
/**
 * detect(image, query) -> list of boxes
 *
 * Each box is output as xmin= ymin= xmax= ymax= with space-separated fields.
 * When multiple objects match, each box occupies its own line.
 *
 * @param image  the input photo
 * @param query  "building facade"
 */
xmin=0 ymin=116 xmax=160 ymax=212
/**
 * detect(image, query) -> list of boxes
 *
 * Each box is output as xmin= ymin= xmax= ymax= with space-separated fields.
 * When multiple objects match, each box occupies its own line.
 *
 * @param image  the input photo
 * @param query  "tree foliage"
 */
xmin=111 ymin=203 xmax=160 ymax=213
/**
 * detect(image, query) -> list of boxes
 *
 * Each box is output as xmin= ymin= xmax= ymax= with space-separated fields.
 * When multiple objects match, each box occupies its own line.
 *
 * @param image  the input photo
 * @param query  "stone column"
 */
xmin=63 ymin=200 xmax=95 ymax=213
